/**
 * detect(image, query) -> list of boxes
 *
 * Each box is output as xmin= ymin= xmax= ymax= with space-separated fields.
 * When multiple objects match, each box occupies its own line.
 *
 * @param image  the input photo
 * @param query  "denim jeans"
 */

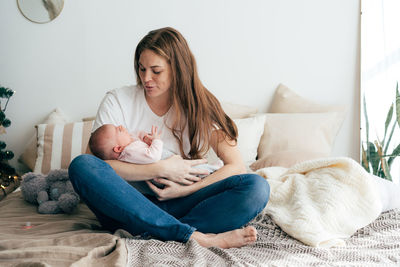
xmin=68 ymin=154 xmax=270 ymax=242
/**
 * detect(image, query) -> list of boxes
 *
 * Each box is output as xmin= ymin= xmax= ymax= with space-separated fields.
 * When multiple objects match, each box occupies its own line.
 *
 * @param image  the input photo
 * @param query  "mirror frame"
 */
xmin=17 ymin=0 xmax=64 ymax=24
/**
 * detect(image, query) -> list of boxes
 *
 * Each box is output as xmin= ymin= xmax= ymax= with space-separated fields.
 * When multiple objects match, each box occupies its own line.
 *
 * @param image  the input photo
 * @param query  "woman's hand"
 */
xmin=146 ymin=178 xmax=193 ymax=201
xmin=158 ymin=155 xmax=209 ymax=185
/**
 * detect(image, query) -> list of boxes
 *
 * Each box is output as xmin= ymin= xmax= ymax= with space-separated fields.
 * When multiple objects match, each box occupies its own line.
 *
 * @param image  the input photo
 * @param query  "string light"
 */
xmin=0 ymin=171 xmax=21 ymax=200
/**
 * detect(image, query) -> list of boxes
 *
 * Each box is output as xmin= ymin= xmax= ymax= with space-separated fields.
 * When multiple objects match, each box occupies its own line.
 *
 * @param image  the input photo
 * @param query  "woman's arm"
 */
xmin=190 ymin=129 xmax=246 ymax=190
xmin=147 ymin=130 xmax=246 ymax=200
xmin=106 ymin=159 xmax=163 ymax=181
xmin=106 ymin=154 xmax=209 ymax=184
xmin=86 ymin=131 xmax=208 ymax=183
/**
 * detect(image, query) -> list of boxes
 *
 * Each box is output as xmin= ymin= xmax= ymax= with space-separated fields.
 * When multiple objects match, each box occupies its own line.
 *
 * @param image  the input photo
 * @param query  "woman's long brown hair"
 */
xmin=134 ymin=27 xmax=237 ymax=159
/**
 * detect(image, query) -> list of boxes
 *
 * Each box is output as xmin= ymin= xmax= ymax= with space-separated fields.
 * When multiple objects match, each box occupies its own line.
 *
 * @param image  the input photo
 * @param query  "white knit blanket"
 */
xmin=256 ymin=157 xmax=383 ymax=248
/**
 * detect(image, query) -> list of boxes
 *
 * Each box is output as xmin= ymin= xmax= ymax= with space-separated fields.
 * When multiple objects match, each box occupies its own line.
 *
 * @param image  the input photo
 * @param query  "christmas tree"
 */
xmin=0 ymin=86 xmax=15 ymax=174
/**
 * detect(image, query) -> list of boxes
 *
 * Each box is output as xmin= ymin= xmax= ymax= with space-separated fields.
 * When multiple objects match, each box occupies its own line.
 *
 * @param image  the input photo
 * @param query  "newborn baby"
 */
xmin=89 ymin=124 xmax=223 ymax=185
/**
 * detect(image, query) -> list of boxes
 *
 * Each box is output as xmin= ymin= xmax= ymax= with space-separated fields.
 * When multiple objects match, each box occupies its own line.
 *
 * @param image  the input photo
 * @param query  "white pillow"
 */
xmin=34 ymin=121 xmax=93 ymax=174
xmin=206 ymin=115 xmax=266 ymax=166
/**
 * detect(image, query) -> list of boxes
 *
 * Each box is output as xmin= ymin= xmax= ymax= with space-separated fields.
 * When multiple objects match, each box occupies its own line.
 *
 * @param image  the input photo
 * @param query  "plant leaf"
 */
xmin=363 ymin=94 xmax=370 ymax=147
xmin=396 ymin=82 xmax=400 ymax=128
xmin=388 ymin=143 xmax=400 ymax=167
xmin=361 ymin=143 xmax=370 ymax=172
xmin=385 ymin=82 xmax=400 ymax=171
xmin=368 ymin=142 xmax=379 ymax=175
xmin=375 ymin=140 xmax=392 ymax=181
xmin=384 ymin=120 xmax=396 ymax=154
xmin=381 ymin=158 xmax=392 ymax=181
xmin=377 ymin=169 xmax=386 ymax=179
xmin=383 ymin=103 xmax=393 ymax=145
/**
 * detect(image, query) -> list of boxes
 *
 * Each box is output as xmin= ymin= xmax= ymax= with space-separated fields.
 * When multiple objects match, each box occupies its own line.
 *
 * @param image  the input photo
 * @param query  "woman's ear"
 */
xmin=113 ymin=145 xmax=123 ymax=153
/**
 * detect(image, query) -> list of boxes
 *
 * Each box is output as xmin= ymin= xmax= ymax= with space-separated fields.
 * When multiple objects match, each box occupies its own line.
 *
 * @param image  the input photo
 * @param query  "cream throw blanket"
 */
xmin=256 ymin=157 xmax=382 ymax=248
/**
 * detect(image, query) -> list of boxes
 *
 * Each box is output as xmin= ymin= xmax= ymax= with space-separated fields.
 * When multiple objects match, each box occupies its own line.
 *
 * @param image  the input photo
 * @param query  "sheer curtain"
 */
xmin=361 ymin=0 xmax=400 ymax=183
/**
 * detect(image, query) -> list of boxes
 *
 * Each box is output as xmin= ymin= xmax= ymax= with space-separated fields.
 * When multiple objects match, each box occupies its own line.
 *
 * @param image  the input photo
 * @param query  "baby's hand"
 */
xmin=143 ymin=126 xmax=162 ymax=146
xmin=150 ymin=125 xmax=162 ymax=139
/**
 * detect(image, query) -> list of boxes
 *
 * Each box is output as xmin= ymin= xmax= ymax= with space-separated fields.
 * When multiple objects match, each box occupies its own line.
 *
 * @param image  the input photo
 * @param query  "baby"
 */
xmin=89 ymin=124 xmax=164 ymax=164
xmin=89 ymin=124 xmax=222 ymax=180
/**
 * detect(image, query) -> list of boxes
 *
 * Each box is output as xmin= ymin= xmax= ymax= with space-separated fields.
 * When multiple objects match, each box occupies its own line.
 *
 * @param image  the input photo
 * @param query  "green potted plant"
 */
xmin=361 ymin=82 xmax=400 ymax=181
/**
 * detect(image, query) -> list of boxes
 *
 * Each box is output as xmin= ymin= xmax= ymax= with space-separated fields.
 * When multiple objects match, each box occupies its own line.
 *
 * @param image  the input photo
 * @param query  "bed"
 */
xmin=1 ymin=190 xmax=399 ymax=266
xmin=2 ymin=84 xmax=400 ymax=266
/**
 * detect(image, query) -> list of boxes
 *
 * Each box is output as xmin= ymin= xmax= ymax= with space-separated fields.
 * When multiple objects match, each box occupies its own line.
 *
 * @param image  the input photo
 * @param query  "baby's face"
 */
xmin=112 ymin=125 xmax=133 ymax=147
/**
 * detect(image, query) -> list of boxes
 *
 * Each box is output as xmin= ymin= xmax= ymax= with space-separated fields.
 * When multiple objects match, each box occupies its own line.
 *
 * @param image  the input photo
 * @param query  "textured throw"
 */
xmin=255 ymin=157 xmax=383 ymax=247
xmin=127 ymin=209 xmax=400 ymax=266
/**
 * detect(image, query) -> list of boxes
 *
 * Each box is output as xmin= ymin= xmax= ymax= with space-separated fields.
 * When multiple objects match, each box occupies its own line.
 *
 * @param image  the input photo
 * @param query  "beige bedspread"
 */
xmin=0 ymin=191 xmax=127 ymax=267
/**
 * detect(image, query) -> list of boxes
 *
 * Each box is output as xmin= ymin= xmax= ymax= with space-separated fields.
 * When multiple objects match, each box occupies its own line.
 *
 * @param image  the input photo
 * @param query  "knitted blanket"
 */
xmin=256 ymin=157 xmax=383 ymax=247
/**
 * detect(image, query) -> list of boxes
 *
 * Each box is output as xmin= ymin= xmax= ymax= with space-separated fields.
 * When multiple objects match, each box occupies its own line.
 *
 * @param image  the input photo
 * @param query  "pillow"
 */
xmin=269 ymin=84 xmax=347 ymax=114
xmin=34 ymin=120 xmax=93 ymax=174
xmin=269 ymin=84 xmax=346 ymax=132
xmin=206 ymin=115 xmax=266 ymax=166
xmin=256 ymin=112 xmax=342 ymax=167
xmin=250 ymin=150 xmax=327 ymax=170
xmin=82 ymin=116 xmax=96 ymax=122
xmin=19 ymin=108 xmax=70 ymax=170
xmin=221 ymin=102 xmax=258 ymax=119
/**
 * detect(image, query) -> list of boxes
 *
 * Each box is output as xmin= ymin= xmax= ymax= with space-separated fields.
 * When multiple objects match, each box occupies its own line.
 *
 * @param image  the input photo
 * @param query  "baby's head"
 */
xmin=89 ymin=124 xmax=132 ymax=160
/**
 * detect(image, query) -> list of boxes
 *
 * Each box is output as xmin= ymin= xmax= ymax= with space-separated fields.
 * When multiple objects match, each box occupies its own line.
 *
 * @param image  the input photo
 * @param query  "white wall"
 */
xmin=0 ymin=0 xmax=360 ymax=172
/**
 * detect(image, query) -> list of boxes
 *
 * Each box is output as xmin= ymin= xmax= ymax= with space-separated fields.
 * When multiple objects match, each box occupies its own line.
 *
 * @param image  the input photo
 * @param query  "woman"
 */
xmin=68 ymin=27 xmax=270 ymax=249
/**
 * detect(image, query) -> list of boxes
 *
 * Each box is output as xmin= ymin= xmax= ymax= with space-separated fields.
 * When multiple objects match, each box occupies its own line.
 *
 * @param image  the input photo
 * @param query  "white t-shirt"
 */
xmin=93 ymin=85 xmax=191 ymax=157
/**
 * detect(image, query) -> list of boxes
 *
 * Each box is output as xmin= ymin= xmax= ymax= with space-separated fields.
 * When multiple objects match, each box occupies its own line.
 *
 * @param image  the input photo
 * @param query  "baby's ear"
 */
xmin=113 ymin=145 xmax=123 ymax=153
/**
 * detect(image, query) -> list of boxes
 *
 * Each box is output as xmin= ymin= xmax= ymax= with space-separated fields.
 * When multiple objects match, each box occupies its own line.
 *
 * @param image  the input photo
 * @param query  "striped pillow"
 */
xmin=34 ymin=121 xmax=94 ymax=174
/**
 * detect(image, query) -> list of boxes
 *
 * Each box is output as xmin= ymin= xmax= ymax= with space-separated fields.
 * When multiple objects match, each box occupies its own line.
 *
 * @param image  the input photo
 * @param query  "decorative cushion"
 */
xmin=269 ymin=84 xmax=346 ymax=132
xmin=248 ymin=84 xmax=347 ymax=169
xmin=221 ymin=102 xmax=258 ymax=119
xmin=82 ymin=116 xmax=96 ymax=122
xmin=206 ymin=115 xmax=266 ymax=166
xmin=34 ymin=121 xmax=94 ymax=174
xmin=19 ymin=108 xmax=70 ymax=170
xmin=255 ymin=112 xmax=342 ymax=168
xmin=269 ymin=84 xmax=347 ymax=114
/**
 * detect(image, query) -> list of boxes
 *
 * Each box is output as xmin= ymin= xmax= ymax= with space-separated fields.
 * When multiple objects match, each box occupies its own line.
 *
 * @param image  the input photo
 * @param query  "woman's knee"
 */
xmin=68 ymin=154 xmax=108 ymax=184
xmin=242 ymin=174 xmax=270 ymax=209
xmin=70 ymin=154 xmax=100 ymax=169
xmin=69 ymin=154 xmax=92 ymax=175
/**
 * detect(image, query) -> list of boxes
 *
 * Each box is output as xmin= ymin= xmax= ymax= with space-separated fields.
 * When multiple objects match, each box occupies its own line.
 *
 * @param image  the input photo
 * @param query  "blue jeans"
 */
xmin=68 ymin=154 xmax=270 ymax=243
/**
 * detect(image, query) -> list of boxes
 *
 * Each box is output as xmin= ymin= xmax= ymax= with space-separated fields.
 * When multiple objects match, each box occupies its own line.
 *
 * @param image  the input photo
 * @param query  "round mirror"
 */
xmin=17 ymin=0 xmax=64 ymax=24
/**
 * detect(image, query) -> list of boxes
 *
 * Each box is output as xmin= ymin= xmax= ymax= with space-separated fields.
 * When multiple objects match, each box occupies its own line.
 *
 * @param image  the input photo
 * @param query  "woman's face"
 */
xmin=138 ymin=49 xmax=172 ymax=101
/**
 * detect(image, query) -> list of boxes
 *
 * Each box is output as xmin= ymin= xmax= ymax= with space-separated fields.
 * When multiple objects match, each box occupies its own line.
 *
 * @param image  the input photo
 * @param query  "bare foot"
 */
xmin=191 ymin=226 xmax=257 ymax=249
